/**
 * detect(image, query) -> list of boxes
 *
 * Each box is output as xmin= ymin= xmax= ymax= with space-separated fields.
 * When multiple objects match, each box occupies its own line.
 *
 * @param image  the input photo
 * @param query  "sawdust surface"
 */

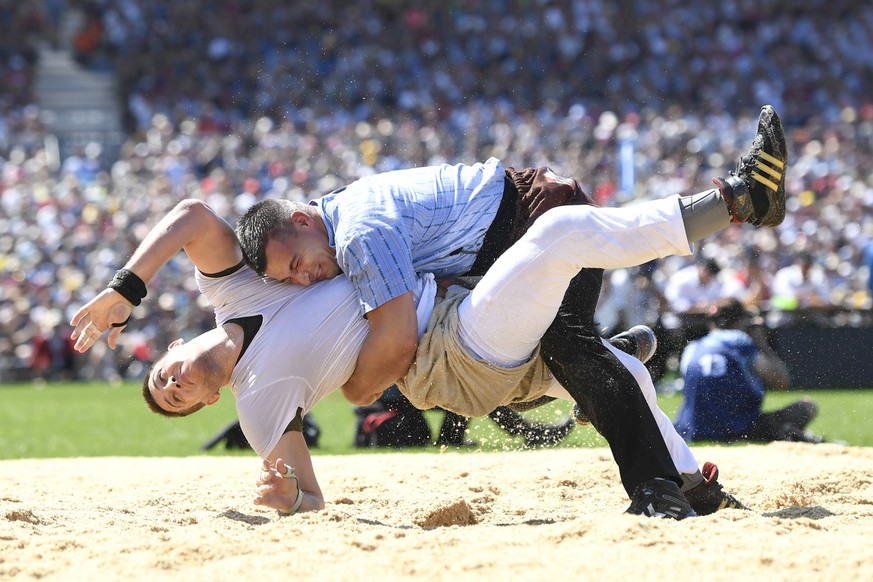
xmin=2 ymin=442 xmax=871 ymax=581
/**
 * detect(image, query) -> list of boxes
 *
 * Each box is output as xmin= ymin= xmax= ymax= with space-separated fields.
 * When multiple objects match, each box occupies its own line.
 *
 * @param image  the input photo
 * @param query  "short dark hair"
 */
xmin=236 ymin=199 xmax=306 ymax=275
xmin=711 ymin=298 xmax=755 ymax=329
xmin=703 ymin=258 xmax=721 ymax=275
xmin=141 ymin=362 xmax=206 ymax=418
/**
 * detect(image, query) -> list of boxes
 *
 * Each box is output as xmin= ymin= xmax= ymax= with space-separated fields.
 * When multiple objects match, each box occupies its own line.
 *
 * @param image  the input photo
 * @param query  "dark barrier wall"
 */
xmin=650 ymin=310 xmax=873 ymax=391
xmin=771 ymin=327 xmax=873 ymax=390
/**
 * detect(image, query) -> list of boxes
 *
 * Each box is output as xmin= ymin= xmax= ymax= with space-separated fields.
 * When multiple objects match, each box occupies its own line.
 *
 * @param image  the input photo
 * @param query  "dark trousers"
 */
xmin=467 ymin=168 xmax=681 ymax=496
xmin=539 ymin=271 xmax=680 ymax=496
xmin=746 ymin=399 xmax=819 ymax=443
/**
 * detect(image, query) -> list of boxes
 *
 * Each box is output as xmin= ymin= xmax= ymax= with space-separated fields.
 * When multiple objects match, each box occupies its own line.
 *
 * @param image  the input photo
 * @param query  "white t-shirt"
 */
xmin=196 ymin=264 xmax=436 ymax=457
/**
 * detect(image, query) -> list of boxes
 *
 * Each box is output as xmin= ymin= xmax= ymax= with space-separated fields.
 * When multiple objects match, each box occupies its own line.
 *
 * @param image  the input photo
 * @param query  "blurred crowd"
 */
xmin=1 ymin=0 xmax=873 ymax=382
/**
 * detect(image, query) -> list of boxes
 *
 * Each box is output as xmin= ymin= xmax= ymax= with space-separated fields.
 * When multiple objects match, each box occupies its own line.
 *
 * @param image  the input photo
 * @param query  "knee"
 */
xmin=797 ymin=397 xmax=819 ymax=421
xmin=525 ymin=205 xmax=593 ymax=242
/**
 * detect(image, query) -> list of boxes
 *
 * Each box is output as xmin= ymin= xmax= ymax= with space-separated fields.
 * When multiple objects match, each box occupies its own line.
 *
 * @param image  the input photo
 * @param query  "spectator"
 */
xmin=865 ymin=240 xmax=873 ymax=307
xmin=663 ymin=257 xmax=744 ymax=315
xmin=732 ymin=251 xmax=774 ymax=311
xmin=656 ymin=256 xmax=745 ymax=379
xmin=595 ymin=263 xmax=665 ymax=337
xmin=674 ymin=298 xmax=822 ymax=443
xmin=3 ymin=0 xmax=873 ymax=384
xmin=771 ymin=253 xmax=830 ymax=310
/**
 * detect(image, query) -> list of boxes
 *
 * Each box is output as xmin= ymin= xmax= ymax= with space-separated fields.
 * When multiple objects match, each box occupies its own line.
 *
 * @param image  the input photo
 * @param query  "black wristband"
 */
xmin=110 ymin=316 xmax=131 ymax=328
xmin=107 ymin=269 xmax=147 ymax=306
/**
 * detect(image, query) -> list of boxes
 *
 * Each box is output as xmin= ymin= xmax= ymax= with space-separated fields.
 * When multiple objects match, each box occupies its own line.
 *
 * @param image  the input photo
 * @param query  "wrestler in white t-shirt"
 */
xmin=197 ymin=264 xmax=436 ymax=457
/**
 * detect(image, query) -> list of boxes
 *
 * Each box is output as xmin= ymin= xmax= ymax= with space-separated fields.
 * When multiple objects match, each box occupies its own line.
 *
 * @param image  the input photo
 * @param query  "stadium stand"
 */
xmin=1 ymin=1 xmax=872 ymax=385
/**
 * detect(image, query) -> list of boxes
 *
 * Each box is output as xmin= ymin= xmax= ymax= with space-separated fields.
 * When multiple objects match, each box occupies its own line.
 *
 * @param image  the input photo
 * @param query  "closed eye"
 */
xmin=284 ymin=259 xmax=300 ymax=284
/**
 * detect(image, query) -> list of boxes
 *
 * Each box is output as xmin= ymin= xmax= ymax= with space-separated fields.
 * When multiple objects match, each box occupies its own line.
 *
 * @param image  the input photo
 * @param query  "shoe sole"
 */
xmin=738 ymin=105 xmax=787 ymax=226
xmin=626 ymin=479 xmax=697 ymax=519
xmin=629 ymin=324 xmax=657 ymax=363
xmin=611 ymin=325 xmax=658 ymax=363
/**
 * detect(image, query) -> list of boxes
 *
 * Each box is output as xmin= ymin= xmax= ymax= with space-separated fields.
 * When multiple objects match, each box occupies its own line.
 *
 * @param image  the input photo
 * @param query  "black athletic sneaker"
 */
xmin=713 ymin=105 xmax=787 ymax=227
xmin=682 ymin=462 xmax=749 ymax=516
xmin=609 ymin=324 xmax=658 ymax=364
xmin=626 ymin=478 xmax=697 ymax=519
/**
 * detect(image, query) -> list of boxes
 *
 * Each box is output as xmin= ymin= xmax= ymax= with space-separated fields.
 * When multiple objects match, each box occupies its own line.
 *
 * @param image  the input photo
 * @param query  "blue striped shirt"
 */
xmin=313 ymin=157 xmax=505 ymax=315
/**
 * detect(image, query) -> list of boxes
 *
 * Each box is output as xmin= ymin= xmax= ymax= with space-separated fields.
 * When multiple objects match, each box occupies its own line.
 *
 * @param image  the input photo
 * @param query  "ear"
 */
xmin=206 ymin=391 xmax=221 ymax=406
xmin=289 ymin=210 xmax=312 ymax=228
xmin=168 ymin=338 xmax=185 ymax=350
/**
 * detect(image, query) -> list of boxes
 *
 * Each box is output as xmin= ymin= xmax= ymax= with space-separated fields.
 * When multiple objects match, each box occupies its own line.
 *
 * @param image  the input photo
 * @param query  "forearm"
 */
xmin=70 ymin=199 xmax=240 ymax=351
xmin=85 ymin=206 xmax=202 ymax=314
xmin=123 ymin=199 xmax=238 ymax=282
xmin=342 ymin=334 xmax=416 ymax=405
xmin=751 ymin=329 xmax=791 ymax=390
xmin=342 ymin=292 xmax=419 ymax=405
xmin=756 ymin=354 xmax=791 ymax=390
xmin=258 ymin=431 xmax=325 ymax=514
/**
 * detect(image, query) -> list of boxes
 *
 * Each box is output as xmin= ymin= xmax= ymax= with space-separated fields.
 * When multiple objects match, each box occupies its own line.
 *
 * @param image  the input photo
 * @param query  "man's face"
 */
xmin=147 ymin=338 xmax=224 ymax=414
xmin=263 ymin=223 xmax=341 ymax=286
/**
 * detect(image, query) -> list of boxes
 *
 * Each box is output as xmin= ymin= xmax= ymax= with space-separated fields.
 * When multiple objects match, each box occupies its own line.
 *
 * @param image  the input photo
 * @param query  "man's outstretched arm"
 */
xmin=341 ymin=292 xmax=419 ymax=405
xmin=255 ymin=430 xmax=325 ymax=515
xmin=70 ymin=199 xmax=243 ymax=352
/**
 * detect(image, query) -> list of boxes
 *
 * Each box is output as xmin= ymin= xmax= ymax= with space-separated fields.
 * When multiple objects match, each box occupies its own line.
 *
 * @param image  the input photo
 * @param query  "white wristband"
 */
xmin=278 ymin=464 xmax=305 ymax=516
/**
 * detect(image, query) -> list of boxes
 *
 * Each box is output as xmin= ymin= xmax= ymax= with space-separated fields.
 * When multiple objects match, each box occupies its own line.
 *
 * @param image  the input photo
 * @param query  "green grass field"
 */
xmin=0 ymin=381 xmax=869 ymax=459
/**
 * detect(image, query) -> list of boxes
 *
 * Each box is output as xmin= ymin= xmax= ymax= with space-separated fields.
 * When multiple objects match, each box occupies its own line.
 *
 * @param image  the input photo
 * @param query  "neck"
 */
xmin=211 ymin=323 xmax=244 ymax=381
xmin=310 ymin=206 xmax=328 ymax=236
xmin=312 ymin=207 xmax=337 ymax=259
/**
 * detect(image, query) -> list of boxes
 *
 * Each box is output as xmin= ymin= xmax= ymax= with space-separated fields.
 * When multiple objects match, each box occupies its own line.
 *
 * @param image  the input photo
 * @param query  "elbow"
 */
xmin=764 ymin=371 xmax=791 ymax=391
xmin=772 ymin=377 xmax=792 ymax=391
xmin=169 ymin=199 xmax=212 ymax=224
xmin=347 ymin=392 xmax=380 ymax=407
xmin=773 ymin=365 xmax=792 ymax=390
xmin=175 ymin=198 xmax=211 ymax=216
xmin=342 ymin=384 xmax=381 ymax=406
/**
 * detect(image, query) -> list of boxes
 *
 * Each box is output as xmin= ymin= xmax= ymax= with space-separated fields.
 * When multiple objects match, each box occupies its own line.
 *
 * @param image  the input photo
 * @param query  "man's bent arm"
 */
xmin=255 ymin=430 xmax=325 ymax=514
xmin=122 ymin=198 xmax=242 ymax=281
xmin=71 ymin=199 xmax=242 ymax=351
xmin=750 ymin=327 xmax=791 ymax=390
xmin=341 ymin=292 xmax=418 ymax=405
